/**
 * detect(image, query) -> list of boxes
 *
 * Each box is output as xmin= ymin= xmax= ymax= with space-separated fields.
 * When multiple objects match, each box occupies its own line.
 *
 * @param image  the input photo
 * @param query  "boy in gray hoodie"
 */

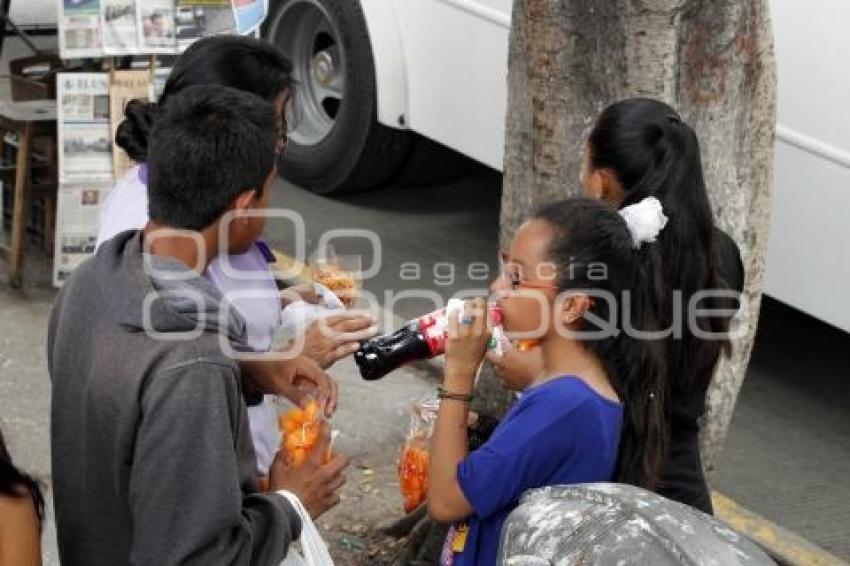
xmin=47 ymin=85 xmax=348 ymax=565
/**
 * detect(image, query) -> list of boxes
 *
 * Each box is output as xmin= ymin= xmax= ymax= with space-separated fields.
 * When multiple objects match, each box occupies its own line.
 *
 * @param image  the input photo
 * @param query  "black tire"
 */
xmin=263 ymin=0 xmax=412 ymax=194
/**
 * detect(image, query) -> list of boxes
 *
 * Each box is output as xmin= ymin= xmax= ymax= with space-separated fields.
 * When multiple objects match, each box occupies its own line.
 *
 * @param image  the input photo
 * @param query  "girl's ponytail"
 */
xmin=589 ymin=98 xmax=734 ymax=418
xmin=612 ymin=244 xmax=667 ymax=489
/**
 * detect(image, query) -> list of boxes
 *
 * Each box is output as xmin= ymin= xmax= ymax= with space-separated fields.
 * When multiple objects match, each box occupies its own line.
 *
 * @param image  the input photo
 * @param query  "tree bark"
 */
xmin=496 ymin=0 xmax=777 ymax=479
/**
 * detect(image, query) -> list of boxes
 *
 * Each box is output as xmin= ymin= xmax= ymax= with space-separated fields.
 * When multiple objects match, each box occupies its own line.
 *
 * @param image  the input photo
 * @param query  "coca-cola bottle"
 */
xmin=355 ymin=299 xmax=503 ymax=381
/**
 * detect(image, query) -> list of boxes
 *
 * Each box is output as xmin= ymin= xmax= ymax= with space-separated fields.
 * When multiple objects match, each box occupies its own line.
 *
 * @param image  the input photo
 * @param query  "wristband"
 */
xmin=438 ymin=386 xmax=473 ymax=403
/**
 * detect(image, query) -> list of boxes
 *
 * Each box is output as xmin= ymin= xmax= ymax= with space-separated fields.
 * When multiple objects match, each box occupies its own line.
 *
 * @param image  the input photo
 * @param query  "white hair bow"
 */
xmin=619 ymin=197 xmax=668 ymax=249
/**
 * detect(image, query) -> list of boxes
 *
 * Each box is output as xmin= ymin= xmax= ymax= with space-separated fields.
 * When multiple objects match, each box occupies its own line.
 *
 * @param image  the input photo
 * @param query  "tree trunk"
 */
xmin=496 ymin=0 xmax=777 ymax=479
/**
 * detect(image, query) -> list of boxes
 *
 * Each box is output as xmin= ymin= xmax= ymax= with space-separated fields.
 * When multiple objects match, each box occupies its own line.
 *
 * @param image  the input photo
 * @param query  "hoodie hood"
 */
xmin=97 ymin=230 xmax=248 ymax=347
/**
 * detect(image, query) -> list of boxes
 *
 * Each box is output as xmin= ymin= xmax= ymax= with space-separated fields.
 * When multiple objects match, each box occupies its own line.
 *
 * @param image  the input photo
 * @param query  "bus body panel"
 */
xmin=373 ymin=0 xmax=850 ymax=332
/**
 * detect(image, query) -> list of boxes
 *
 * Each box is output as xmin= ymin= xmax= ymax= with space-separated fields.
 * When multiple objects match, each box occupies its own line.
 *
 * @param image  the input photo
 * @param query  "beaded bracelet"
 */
xmin=437 ymin=386 xmax=473 ymax=403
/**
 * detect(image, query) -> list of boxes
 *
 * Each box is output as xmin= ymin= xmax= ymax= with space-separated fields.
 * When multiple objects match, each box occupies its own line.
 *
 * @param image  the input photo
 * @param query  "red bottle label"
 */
xmin=414 ymin=304 xmax=503 ymax=358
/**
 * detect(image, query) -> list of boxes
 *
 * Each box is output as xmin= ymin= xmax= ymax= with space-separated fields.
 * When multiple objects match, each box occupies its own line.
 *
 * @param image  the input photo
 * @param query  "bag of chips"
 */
xmin=278 ymin=397 xmax=329 ymax=467
xmin=399 ymin=397 xmax=439 ymax=512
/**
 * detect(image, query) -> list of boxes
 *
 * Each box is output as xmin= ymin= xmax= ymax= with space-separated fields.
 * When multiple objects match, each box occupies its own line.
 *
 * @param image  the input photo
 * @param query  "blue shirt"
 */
xmin=454 ymin=376 xmax=623 ymax=565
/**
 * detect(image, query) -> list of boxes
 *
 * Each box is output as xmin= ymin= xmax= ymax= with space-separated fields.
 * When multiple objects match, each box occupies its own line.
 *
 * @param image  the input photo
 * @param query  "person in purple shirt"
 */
xmin=97 ymin=35 xmax=377 ymax=475
xmin=428 ymin=197 xmax=670 ymax=565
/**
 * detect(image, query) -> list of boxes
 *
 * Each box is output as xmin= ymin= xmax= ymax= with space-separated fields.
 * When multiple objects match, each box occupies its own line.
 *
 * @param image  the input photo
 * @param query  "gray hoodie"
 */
xmin=47 ymin=230 xmax=301 ymax=566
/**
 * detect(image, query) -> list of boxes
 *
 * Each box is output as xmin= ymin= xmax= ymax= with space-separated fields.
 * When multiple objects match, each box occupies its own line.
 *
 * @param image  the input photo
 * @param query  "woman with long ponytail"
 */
xmin=584 ymin=99 xmax=743 ymax=513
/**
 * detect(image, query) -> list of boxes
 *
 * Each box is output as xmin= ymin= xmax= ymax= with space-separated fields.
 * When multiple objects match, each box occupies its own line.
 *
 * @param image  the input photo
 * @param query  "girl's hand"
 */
xmin=445 ymin=298 xmax=491 ymax=385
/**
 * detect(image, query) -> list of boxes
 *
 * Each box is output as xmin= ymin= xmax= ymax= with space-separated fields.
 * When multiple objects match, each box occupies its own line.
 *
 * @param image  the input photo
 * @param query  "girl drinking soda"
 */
xmin=428 ymin=196 xmax=668 ymax=565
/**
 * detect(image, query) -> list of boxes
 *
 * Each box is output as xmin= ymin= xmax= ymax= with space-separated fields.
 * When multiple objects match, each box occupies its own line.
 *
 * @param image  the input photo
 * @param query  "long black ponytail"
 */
xmin=534 ymin=198 xmax=666 ymax=489
xmin=588 ymin=98 xmax=734 ymax=417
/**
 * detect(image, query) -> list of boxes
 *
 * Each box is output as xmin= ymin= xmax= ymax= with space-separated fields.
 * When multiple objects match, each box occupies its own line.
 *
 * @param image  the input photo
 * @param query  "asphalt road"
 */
xmin=267 ymin=166 xmax=504 ymax=324
xmin=266 ymin=168 xmax=850 ymax=559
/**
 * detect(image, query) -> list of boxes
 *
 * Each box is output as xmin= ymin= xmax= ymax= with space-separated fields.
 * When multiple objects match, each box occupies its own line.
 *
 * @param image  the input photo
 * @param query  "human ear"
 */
xmin=559 ymin=294 xmax=592 ymax=326
xmin=596 ymin=169 xmax=626 ymax=207
xmin=232 ymin=190 xmax=258 ymax=225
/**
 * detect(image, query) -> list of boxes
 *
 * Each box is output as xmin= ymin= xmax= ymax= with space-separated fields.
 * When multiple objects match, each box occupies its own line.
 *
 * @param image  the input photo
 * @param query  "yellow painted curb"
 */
xmin=713 ymin=491 xmax=847 ymax=565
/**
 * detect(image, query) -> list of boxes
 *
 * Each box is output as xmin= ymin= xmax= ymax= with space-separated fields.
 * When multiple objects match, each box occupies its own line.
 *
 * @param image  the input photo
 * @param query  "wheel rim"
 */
xmin=267 ymin=0 xmax=345 ymax=147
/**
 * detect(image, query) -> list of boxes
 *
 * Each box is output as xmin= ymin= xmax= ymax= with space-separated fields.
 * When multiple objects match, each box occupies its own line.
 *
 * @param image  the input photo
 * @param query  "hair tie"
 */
xmin=619 ymin=197 xmax=668 ymax=249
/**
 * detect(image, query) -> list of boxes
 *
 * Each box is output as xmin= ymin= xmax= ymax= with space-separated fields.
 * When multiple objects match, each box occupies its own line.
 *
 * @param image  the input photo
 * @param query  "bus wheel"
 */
xmin=263 ymin=0 xmax=412 ymax=194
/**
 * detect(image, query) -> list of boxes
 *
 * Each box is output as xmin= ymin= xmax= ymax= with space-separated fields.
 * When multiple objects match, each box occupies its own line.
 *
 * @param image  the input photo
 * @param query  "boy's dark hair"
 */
xmin=147 ymin=85 xmax=277 ymax=231
xmin=116 ymin=35 xmax=293 ymax=163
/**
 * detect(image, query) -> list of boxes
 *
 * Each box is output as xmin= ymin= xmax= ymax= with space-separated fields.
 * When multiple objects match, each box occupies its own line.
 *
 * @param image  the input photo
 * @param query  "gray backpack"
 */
xmin=499 ymin=483 xmax=774 ymax=565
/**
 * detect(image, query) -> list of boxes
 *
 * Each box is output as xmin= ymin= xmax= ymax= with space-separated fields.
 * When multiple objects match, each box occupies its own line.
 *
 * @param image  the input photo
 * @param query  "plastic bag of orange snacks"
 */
xmin=278 ymin=397 xmax=329 ymax=467
xmin=399 ymin=397 xmax=439 ymax=513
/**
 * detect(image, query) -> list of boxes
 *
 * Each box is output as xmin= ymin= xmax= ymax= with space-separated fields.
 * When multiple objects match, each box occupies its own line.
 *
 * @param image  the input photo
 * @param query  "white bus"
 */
xmin=262 ymin=0 xmax=850 ymax=334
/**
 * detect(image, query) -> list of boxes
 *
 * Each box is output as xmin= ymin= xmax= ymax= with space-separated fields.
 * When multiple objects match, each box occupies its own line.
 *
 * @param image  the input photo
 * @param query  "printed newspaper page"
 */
xmin=57 ymin=73 xmax=114 ymax=184
xmin=101 ymin=0 xmax=140 ymax=55
xmin=109 ymin=70 xmax=151 ymax=180
xmin=52 ymin=183 xmax=111 ymax=287
xmin=138 ymin=0 xmax=178 ymax=53
xmin=175 ymin=0 xmax=237 ymax=50
xmin=59 ymin=0 xmax=103 ymax=58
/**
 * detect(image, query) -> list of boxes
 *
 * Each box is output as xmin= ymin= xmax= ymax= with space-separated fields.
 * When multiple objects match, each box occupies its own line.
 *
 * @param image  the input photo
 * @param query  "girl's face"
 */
xmin=491 ymin=220 xmax=559 ymax=340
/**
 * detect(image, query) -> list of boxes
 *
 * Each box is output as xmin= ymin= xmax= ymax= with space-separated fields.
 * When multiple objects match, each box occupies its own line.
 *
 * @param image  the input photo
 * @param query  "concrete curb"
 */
xmin=713 ymin=492 xmax=848 ymax=566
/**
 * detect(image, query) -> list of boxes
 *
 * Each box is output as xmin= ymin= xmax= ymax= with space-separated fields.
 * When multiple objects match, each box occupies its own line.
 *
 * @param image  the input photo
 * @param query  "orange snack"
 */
xmin=313 ymin=264 xmax=358 ymax=308
xmin=278 ymin=399 xmax=330 ymax=466
xmin=399 ymin=444 xmax=430 ymax=513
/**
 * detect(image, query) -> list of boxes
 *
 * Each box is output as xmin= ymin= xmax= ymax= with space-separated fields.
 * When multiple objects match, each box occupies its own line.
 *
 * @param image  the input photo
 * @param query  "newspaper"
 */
xmin=138 ymin=0 xmax=178 ymax=53
xmin=101 ymin=0 xmax=140 ymax=55
xmin=233 ymin=0 xmax=266 ymax=34
xmin=53 ymin=183 xmax=111 ymax=287
xmin=59 ymin=0 xmax=103 ymax=58
xmin=109 ymin=70 xmax=152 ymax=180
xmin=175 ymin=0 xmax=237 ymax=50
xmin=57 ymin=73 xmax=114 ymax=184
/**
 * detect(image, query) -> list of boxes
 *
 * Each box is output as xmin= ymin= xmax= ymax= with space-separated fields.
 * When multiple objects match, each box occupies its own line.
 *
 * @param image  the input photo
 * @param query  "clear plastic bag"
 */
xmin=277 ymin=396 xmax=329 ymax=467
xmin=398 ymin=397 xmax=440 ymax=512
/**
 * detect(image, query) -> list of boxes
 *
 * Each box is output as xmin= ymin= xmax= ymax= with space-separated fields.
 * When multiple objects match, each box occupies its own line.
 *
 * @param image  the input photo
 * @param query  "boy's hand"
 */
xmin=269 ymin=422 xmax=350 ymax=519
xmin=303 ymin=312 xmax=378 ymax=369
xmin=444 ymin=298 xmax=491 ymax=387
xmin=241 ymin=355 xmax=339 ymax=416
